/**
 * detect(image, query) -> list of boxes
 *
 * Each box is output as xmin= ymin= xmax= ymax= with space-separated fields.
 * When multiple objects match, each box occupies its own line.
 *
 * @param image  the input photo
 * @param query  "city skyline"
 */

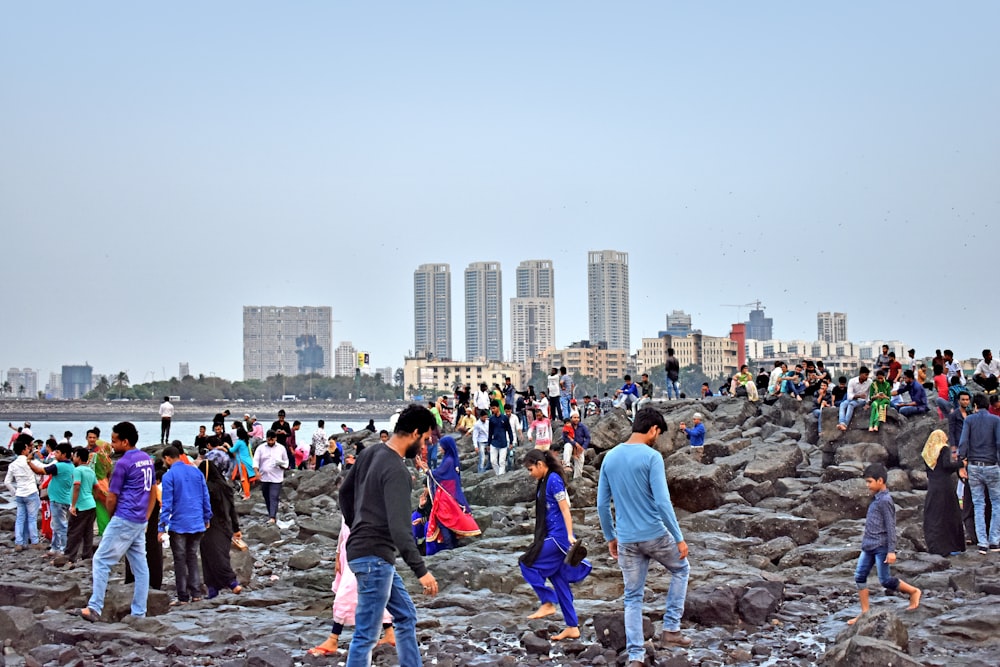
xmin=3 ymin=4 xmax=997 ymax=383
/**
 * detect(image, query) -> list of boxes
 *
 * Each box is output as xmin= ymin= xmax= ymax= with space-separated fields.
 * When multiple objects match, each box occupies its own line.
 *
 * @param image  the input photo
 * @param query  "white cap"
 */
xmin=692 ymin=413 xmax=703 ymax=420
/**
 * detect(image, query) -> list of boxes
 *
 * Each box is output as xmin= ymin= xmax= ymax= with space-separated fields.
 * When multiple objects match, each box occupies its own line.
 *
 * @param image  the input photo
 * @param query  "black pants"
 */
xmin=161 ymin=417 xmax=172 ymax=443
xmin=125 ymin=501 xmax=163 ymax=590
xmin=978 ymin=376 xmax=999 ymax=392
xmin=64 ymin=507 xmax=95 ymax=561
xmin=200 ymin=525 xmax=238 ymax=592
xmin=170 ymin=531 xmax=204 ymax=601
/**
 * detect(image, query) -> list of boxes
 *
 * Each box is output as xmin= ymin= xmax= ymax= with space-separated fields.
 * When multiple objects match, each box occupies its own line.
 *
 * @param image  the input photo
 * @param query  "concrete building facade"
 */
xmin=243 ymin=306 xmax=333 ymax=381
xmin=403 ymin=357 xmax=523 ymax=398
xmin=587 ymin=250 xmax=630 ymax=351
xmin=817 ymin=312 xmax=848 ymax=343
xmin=334 ymin=341 xmax=358 ymax=377
xmin=542 ymin=341 xmax=630 ymax=385
xmin=414 ymin=263 xmax=452 ymax=360
xmin=510 ymin=297 xmax=555 ymax=365
xmin=464 ymin=261 xmax=503 ymax=361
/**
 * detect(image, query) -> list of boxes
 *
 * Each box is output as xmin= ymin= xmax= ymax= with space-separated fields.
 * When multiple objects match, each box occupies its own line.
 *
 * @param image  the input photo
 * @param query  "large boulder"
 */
xmin=295 ymin=465 xmax=343 ymax=499
xmin=593 ymin=611 xmax=653 ymax=651
xmin=683 ymin=585 xmax=740 ymax=626
xmin=794 ymin=478 xmax=870 ymax=527
xmin=587 ymin=413 xmax=633 ymax=452
xmin=821 ymin=609 xmax=915 ymax=666
xmin=743 ymin=443 xmax=804 ymax=483
xmin=464 ymin=468 xmax=537 ymax=506
xmin=667 ymin=463 xmax=733 ymax=513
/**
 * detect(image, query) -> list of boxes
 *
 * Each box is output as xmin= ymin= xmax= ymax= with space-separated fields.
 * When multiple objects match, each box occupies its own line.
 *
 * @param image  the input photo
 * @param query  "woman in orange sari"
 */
xmin=421 ymin=436 xmax=479 ymax=555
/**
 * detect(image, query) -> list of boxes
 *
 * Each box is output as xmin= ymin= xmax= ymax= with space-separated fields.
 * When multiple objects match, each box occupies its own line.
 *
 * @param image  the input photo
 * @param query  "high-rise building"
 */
xmin=516 ymin=259 xmax=554 ymax=298
xmin=817 ymin=312 xmax=848 ymax=343
xmin=464 ymin=261 xmax=503 ymax=361
xmin=745 ymin=307 xmax=773 ymax=340
xmin=47 ymin=372 xmax=63 ymax=399
xmin=61 ymin=364 xmax=93 ymax=399
xmin=334 ymin=341 xmax=358 ymax=377
xmin=662 ymin=310 xmax=693 ymax=337
xmin=510 ymin=297 xmax=556 ymax=364
xmin=587 ymin=250 xmax=630 ymax=350
xmin=414 ymin=263 xmax=452 ymax=360
xmin=6 ymin=368 xmax=38 ymax=398
xmin=179 ymin=362 xmax=190 ymax=379
xmin=242 ymin=306 xmax=333 ymax=381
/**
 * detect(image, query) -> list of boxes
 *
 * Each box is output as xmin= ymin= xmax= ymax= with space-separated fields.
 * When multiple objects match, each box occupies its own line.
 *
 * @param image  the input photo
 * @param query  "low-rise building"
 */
xmin=403 ymin=357 xmax=524 ymax=399
xmin=638 ymin=333 xmax=739 ymax=381
xmin=542 ymin=341 xmax=631 ymax=384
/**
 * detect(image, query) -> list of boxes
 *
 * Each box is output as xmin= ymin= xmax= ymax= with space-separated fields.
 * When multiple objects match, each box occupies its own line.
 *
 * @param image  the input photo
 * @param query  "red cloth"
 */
xmin=427 ymin=488 xmax=481 ymax=543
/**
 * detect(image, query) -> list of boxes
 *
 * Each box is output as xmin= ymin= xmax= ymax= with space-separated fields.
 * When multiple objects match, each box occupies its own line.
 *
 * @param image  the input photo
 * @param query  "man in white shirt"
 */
xmin=4 ymin=436 xmax=44 ymax=550
xmin=473 ymin=383 xmax=491 ymax=416
xmin=974 ymin=349 xmax=1000 ymax=393
xmin=472 ymin=411 xmax=490 ymax=473
xmin=159 ymin=397 xmax=175 ymax=445
xmin=547 ymin=368 xmax=562 ymax=421
xmin=943 ymin=349 xmax=967 ymax=387
xmin=837 ymin=367 xmax=873 ymax=431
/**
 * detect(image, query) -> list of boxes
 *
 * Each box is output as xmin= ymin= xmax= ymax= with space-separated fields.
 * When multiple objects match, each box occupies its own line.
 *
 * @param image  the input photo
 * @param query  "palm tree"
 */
xmin=95 ymin=375 xmax=111 ymax=399
xmin=1 ymin=380 xmax=10 ymax=397
xmin=114 ymin=371 xmax=130 ymax=399
xmin=17 ymin=385 xmax=25 ymax=399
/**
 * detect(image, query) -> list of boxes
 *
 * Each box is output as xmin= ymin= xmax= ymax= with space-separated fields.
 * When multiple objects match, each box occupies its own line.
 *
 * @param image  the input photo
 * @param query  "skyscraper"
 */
xmin=413 ymin=263 xmax=452 ymax=360
xmin=817 ymin=312 xmax=848 ymax=343
xmin=243 ymin=306 xmax=333 ymax=381
xmin=511 ymin=259 xmax=556 ymax=364
xmin=587 ymin=250 xmax=630 ymax=350
xmin=334 ymin=341 xmax=358 ymax=377
xmin=746 ymin=307 xmax=773 ymax=340
xmin=61 ymin=364 xmax=93 ymax=399
xmin=465 ymin=261 xmax=503 ymax=361
xmin=516 ymin=259 xmax=554 ymax=298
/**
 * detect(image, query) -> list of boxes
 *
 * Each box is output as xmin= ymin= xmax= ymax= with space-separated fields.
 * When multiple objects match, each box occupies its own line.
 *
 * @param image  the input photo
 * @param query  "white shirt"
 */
xmin=472 ymin=419 xmax=489 ymax=446
xmin=159 ymin=401 xmax=174 ymax=418
xmin=946 ymin=360 xmax=967 ymax=386
xmin=547 ymin=374 xmax=560 ymax=397
xmin=4 ymin=455 xmax=39 ymax=498
xmin=976 ymin=359 xmax=1000 ymax=378
xmin=252 ymin=443 xmax=288 ymax=483
xmin=474 ymin=390 xmax=490 ymax=411
xmin=847 ymin=376 xmax=873 ymax=401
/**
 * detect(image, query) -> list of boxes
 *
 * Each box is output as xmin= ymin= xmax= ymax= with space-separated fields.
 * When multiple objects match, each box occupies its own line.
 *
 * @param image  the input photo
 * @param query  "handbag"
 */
xmin=878 ymin=404 xmax=887 ymax=422
xmin=564 ymin=539 xmax=587 ymax=566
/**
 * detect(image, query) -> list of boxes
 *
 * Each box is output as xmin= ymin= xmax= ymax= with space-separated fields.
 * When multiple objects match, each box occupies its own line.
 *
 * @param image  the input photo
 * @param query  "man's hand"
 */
xmin=419 ymin=572 xmax=438 ymax=596
xmin=608 ymin=538 xmax=619 ymax=559
xmin=69 ymin=506 xmax=77 ymax=517
xmin=677 ymin=540 xmax=689 ymax=560
xmin=886 ymin=552 xmax=897 ymax=564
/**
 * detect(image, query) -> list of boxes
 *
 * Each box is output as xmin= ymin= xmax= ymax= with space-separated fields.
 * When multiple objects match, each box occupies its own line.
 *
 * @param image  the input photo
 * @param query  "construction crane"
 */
xmin=720 ymin=300 xmax=765 ymax=321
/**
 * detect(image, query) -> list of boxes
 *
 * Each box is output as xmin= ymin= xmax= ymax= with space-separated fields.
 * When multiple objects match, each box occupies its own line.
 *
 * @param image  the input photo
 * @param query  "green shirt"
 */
xmin=46 ymin=461 xmax=76 ymax=505
xmin=73 ymin=464 xmax=97 ymax=511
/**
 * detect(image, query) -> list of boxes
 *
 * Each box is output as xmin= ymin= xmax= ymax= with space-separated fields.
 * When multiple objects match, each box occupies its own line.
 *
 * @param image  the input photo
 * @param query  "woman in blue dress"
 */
xmin=519 ymin=448 xmax=592 ymax=641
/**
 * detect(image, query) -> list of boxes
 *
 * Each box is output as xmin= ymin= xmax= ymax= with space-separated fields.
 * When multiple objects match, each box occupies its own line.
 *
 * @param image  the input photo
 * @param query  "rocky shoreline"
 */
xmin=0 ymin=399 xmax=400 ymax=422
xmin=2 ymin=396 xmax=1000 ymax=666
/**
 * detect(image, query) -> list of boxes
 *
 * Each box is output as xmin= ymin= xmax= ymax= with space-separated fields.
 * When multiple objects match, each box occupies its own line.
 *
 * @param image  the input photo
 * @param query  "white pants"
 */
xmin=490 ymin=445 xmax=507 ymax=476
xmin=562 ymin=444 xmax=584 ymax=479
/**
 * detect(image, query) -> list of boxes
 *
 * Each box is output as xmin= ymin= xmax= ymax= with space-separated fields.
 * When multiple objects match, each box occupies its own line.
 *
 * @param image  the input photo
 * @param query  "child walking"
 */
xmin=848 ymin=463 xmax=921 ymax=624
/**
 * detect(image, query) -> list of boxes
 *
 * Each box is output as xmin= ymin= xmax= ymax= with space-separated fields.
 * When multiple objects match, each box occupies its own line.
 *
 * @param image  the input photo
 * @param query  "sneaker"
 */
xmin=660 ymin=629 xmax=693 ymax=648
xmin=206 ymin=587 xmax=219 ymax=600
xmin=14 ymin=545 xmax=23 ymax=552
xmin=979 ymin=546 xmax=989 ymax=555
xmin=990 ymin=545 xmax=1000 ymax=552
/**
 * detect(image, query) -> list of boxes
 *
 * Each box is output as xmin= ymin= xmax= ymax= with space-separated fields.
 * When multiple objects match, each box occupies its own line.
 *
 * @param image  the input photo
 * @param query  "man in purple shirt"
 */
xmin=76 ymin=422 xmax=156 ymax=622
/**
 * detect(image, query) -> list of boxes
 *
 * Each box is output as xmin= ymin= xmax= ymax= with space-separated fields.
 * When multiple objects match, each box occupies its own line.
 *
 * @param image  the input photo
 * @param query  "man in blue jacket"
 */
xmin=158 ymin=445 xmax=212 ymax=604
xmin=598 ymin=408 xmax=692 ymax=666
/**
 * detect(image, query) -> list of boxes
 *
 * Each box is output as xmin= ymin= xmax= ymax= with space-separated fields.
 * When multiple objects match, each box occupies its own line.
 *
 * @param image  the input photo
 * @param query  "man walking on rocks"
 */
xmin=958 ymin=393 xmax=1000 ymax=554
xmin=339 ymin=404 xmax=439 ymax=667
xmin=76 ymin=422 xmax=156 ymax=622
xmin=158 ymin=445 xmax=212 ymax=605
xmin=597 ymin=408 xmax=692 ymax=665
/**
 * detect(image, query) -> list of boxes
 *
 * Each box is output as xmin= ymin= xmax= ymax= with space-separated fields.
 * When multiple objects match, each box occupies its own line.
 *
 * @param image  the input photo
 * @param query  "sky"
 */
xmin=2 ymin=2 xmax=998 ymax=385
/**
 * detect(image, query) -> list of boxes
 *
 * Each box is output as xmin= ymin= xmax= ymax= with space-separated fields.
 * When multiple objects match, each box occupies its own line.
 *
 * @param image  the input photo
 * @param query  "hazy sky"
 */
xmin=3 ymin=2 xmax=998 ymax=385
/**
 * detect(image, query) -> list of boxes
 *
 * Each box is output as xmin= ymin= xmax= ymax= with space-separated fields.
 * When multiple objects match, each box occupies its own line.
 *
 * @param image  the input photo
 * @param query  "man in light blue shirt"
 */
xmin=597 ymin=408 xmax=691 ymax=665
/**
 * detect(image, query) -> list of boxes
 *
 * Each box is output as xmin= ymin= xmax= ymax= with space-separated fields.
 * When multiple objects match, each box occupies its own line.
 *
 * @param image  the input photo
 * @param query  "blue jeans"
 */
xmin=812 ymin=408 xmax=823 ymax=433
xmin=665 ymin=377 xmax=680 ymax=400
xmin=935 ymin=397 xmax=954 ymax=416
xmin=854 ymin=549 xmax=898 ymax=591
xmin=476 ymin=442 xmax=491 ymax=473
xmin=560 ymin=396 xmax=572 ymax=420
xmin=50 ymin=501 xmax=70 ymax=552
xmin=260 ymin=481 xmax=282 ymax=519
xmin=88 ymin=515 xmax=149 ymax=617
xmin=619 ymin=533 xmax=690 ymax=662
xmin=898 ymin=405 xmax=928 ymax=418
xmin=14 ymin=493 xmax=40 ymax=546
xmin=969 ymin=464 xmax=1000 ymax=547
xmin=169 ymin=531 xmax=204 ymax=601
xmin=346 ymin=556 xmax=420 ymax=667
xmin=838 ymin=399 xmax=866 ymax=426
xmin=426 ymin=442 xmax=439 ymax=470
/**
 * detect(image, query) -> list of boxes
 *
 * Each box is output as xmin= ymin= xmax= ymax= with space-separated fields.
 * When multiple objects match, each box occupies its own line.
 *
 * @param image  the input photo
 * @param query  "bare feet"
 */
xmin=907 ymin=588 xmax=922 ymax=610
xmin=553 ymin=627 xmax=580 ymax=641
xmin=378 ymin=626 xmax=396 ymax=646
xmin=868 ymin=427 xmax=875 ymax=432
xmin=527 ymin=602 xmax=557 ymax=619
xmin=837 ymin=423 xmax=847 ymax=431
xmin=847 ymin=614 xmax=862 ymax=625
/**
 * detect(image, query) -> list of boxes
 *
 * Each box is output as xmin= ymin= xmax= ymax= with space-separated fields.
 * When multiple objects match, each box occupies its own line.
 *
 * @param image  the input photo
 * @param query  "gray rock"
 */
xmin=287 ymin=548 xmax=322 ymax=570
xmin=794 ymin=478 xmax=869 ymax=527
xmin=666 ymin=462 xmax=732 ymax=512
xmin=749 ymin=536 xmax=797 ymax=564
xmin=592 ymin=611 xmax=652 ymax=652
xmin=464 ymin=468 xmax=536 ymax=506
xmin=739 ymin=586 xmax=781 ymax=625
xmin=520 ymin=631 xmax=550 ymax=656
xmin=835 ymin=443 xmax=889 ymax=465
xmin=821 ymin=634 xmax=922 ymax=667
xmin=0 ymin=605 xmax=48 ymax=650
xmin=0 ymin=581 xmax=79 ymax=613
xmin=247 ymin=646 xmax=294 ymax=667
xmin=683 ymin=585 xmax=740 ymax=626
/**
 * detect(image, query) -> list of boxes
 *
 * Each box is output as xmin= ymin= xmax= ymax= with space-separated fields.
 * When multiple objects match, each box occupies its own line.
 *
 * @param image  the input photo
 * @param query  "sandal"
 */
xmin=306 ymin=646 xmax=337 ymax=656
xmin=70 ymin=608 xmax=100 ymax=623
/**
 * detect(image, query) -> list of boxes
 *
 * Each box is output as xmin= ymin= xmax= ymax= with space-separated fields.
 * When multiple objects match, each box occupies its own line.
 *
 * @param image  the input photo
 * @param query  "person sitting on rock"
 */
xmin=831 ymin=376 xmax=849 ymax=407
xmin=891 ymin=370 xmax=929 ymax=418
xmin=848 ymin=463 xmax=921 ymax=625
xmin=974 ymin=349 xmax=1000 ymax=394
xmin=868 ymin=370 xmax=892 ymax=432
xmin=680 ymin=414 xmax=706 ymax=460
xmin=812 ymin=381 xmax=833 ymax=434
xmin=837 ymin=367 xmax=872 ymax=431
xmin=781 ymin=364 xmax=806 ymax=401
xmin=700 ymin=382 xmax=714 ymax=399
xmin=768 ymin=361 xmax=786 ymax=397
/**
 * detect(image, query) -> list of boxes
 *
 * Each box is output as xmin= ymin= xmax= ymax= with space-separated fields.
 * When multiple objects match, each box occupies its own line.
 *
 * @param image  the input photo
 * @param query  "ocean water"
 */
xmin=9 ymin=419 xmax=390 ymax=451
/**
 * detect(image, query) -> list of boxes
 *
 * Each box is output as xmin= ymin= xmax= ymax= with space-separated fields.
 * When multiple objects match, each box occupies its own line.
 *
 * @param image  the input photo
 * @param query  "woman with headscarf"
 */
xmin=518 ymin=448 xmax=591 ymax=641
xmin=922 ymin=429 xmax=966 ymax=556
xmin=307 ymin=520 xmax=394 ymax=657
xmin=199 ymin=459 xmax=244 ymax=599
xmin=419 ymin=435 xmax=480 ymax=555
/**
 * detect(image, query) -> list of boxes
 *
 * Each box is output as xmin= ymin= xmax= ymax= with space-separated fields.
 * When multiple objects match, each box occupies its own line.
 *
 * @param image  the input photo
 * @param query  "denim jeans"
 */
xmin=838 ymin=399 xmax=866 ymax=426
xmin=898 ymin=405 xmax=928 ymax=418
xmin=50 ymin=501 xmax=70 ymax=552
xmin=169 ymin=531 xmax=204 ymax=601
xmin=14 ymin=493 xmax=40 ymax=546
xmin=665 ymin=377 xmax=680 ymax=400
xmin=935 ymin=397 xmax=954 ymax=416
xmin=88 ymin=515 xmax=149 ymax=617
xmin=346 ymin=556 xmax=420 ymax=667
xmin=812 ymin=408 xmax=823 ymax=433
xmin=426 ymin=442 xmax=439 ymax=470
xmin=476 ymin=442 xmax=491 ymax=473
xmin=260 ymin=481 xmax=282 ymax=519
xmin=968 ymin=464 xmax=1000 ymax=547
xmin=854 ymin=549 xmax=899 ymax=590
xmin=560 ymin=396 xmax=572 ymax=421
xmin=619 ymin=533 xmax=690 ymax=662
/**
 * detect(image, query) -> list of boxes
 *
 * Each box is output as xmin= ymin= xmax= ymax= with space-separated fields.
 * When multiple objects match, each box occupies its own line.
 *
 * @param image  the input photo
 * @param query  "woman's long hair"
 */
xmin=522 ymin=447 xmax=566 ymax=482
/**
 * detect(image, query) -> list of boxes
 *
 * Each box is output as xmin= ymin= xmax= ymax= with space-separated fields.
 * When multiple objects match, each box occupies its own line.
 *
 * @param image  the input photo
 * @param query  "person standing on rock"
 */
xmin=472 ymin=409 xmax=490 ymax=473
xmin=199 ymin=459 xmax=244 ymax=599
xmin=547 ymin=368 xmax=562 ymax=421
xmin=158 ymin=445 xmax=212 ymax=605
xmin=597 ymin=408 xmax=692 ymax=665
xmin=679 ymin=414 xmax=705 ymax=461
xmin=921 ymin=430 xmax=966 ymax=556
xmin=665 ymin=348 xmax=681 ymax=400
xmin=159 ymin=396 xmax=174 ymax=445
xmin=958 ymin=393 xmax=1000 ymax=554
xmin=338 ymin=404 xmax=439 ymax=667
xmin=848 ymin=463 xmax=921 ymax=624
xmin=253 ymin=430 xmax=289 ymax=524
xmin=519 ymin=448 xmax=592 ymax=642
xmin=837 ymin=367 xmax=872 ymax=431
xmin=76 ymin=422 xmax=156 ymax=622
xmin=488 ymin=401 xmax=515 ymax=475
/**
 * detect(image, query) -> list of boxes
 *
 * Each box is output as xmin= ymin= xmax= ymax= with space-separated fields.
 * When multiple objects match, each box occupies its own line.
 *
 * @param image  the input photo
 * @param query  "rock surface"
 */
xmin=2 ymin=397 xmax=1000 ymax=665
